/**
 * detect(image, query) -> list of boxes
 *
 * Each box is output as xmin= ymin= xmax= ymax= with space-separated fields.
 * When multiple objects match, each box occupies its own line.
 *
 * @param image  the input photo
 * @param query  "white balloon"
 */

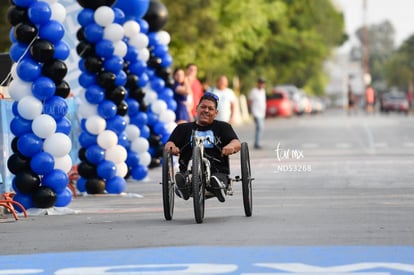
xmin=116 ymin=162 xmax=128 ymax=177
xmin=8 ymin=78 xmax=32 ymax=101
xmin=143 ymin=89 xmax=157 ymax=105
xmin=139 ymin=152 xmax=152 ymax=166
xmin=165 ymin=121 xmax=177 ymax=134
xmin=78 ymin=101 xmax=98 ymax=118
xmin=157 ymin=30 xmax=171 ymax=45
xmin=32 ymin=114 xmax=57 ymax=139
xmin=125 ymin=125 xmax=140 ymax=141
xmin=54 ymin=154 xmax=73 ymax=173
xmin=103 ymin=23 xmax=124 ymax=42
xmin=85 ymin=115 xmax=106 ymax=135
xmin=131 ymin=137 xmax=149 ymax=154
xmin=94 ymin=6 xmax=114 ymax=27
xmin=159 ymin=109 xmax=176 ymax=123
xmin=129 ymin=33 xmax=149 ymax=49
xmin=138 ymin=48 xmax=150 ymax=62
xmin=97 ymin=130 xmax=118 ymax=149
xmin=39 ymin=0 xmax=58 ymax=4
xmin=113 ymin=40 xmax=127 ymax=58
xmin=17 ymin=96 xmax=43 ymax=120
xmin=50 ymin=3 xmax=66 ymax=23
xmin=123 ymin=20 xmax=140 ymax=38
xmin=105 ymin=144 xmax=127 ymax=164
xmin=10 ymin=63 xmax=18 ymax=80
xmin=151 ymin=99 xmax=168 ymax=114
xmin=44 ymin=133 xmax=72 ymax=158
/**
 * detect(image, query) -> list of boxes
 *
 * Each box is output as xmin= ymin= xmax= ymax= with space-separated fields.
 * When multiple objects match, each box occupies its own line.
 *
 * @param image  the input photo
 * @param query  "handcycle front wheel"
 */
xmin=240 ymin=142 xmax=253 ymax=217
xmin=162 ymin=149 xmax=175 ymax=221
xmin=192 ymin=146 xmax=205 ymax=224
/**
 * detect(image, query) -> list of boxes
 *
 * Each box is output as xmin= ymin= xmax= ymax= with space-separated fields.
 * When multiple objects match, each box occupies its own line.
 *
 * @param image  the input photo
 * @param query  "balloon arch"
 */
xmin=6 ymin=0 xmax=176 ymax=211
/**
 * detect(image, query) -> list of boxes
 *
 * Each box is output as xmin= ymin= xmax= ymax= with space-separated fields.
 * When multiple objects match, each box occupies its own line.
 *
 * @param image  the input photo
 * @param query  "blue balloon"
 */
xmin=9 ymin=42 xmax=28 ymax=62
xmin=30 ymin=151 xmax=55 ymax=175
xmin=130 ymin=111 xmax=147 ymax=128
xmin=113 ymin=0 xmax=150 ymax=20
xmin=17 ymin=133 xmax=43 ymax=157
xmin=42 ymin=169 xmax=69 ymax=194
xmin=113 ymin=8 xmax=126 ymax=24
xmin=147 ymin=32 xmax=158 ymax=47
xmin=131 ymin=164 xmax=148 ymax=180
xmin=115 ymin=70 xmax=127 ymax=87
xmin=85 ymin=145 xmax=105 ymax=164
xmin=56 ymin=117 xmax=72 ymax=135
xmin=10 ymin=116 xmax=32 ymax=137
xmin=13 ymin=0 xmax=36 ymax=8
xmin=43 ymin=96 xmax=68 ymax=120
xmin=146 ymin=111 xmax=158 ymax=126
xmin=12 ymin=101 xmax=19 ymax=116
xmin=55 ymin=187 xmax=73 ymax=207
xmin=95 ymin=39 xmax=114 ymax=58
xmin=28 ymin=1 xmax=51 ymax=25
xmin=9 ymin=27 xmax=17 ymax=43
xmin=32 ymin=76 xmax=56 ymax=100
xmin=97 ymin=160 xmax=117 ymax=180
xmin=54 ymin=40 xmax=70 ymax=60
xmin=128 ymin=59 xmax=147 ymax=75
xmin=126 ymin=150 xmax=140 ymax=167
xmin=13 ymin=193 xmax=33 ymax=212
xmin=79 ymin=72 xmax=97 ymax=88
xmin=98 ymin=100 xmax=117 ymax=119
xmin=17 ymin=57 xmax=42 ymax=82
xmin=126 ymin=99 xmax=139 ymax=116
xmin=158 ymin=87 xmax=174 ymax=101
xmin=76 ymin=177 xmax=87 ymax=193
xmin=104 ymin=55 xmax=124 ymax=74
xmin=125 ymin=45 xmax=139 ymax=62
xmin=139 ymin=125 xmax=150 ymax=138
xmin=153 ymin=44 xmax=168 ymax=57
xmin=166 ymin=98 xmax=177 ymax=111
xmin=137 ymin=72 xmax=149 ymax=87
xmin=105 ymin=176 xmax=126 ymax=194
xmin=39 ymin=20 xmax=65 ymax=43
xmin=84 ymin=23 xmax=104 ymax=44
xmin=78 ymin=132 xmax=97 ymax=148
xmin=161 ymin=53 xmax=173 ymax=68
xmin=85 ymin=84 xmax=105 ymax=104
xmin=77 ymin=9 xmax=95 ymax=27
xmin=118 ymin=132 xmax=130 ymax=148
xmin=153 ymin=121 xmax=167 ymax=136
xmin=106 ymin=115 xmax=127 ymax=135
xmin=137 ymin=18 xmax=149 ymax=33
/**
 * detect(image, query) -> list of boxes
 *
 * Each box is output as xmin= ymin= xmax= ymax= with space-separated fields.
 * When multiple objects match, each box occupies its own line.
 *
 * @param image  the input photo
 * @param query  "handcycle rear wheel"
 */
xmin=240 ymin=142 xmax=253 ymax=216
xmin=162 ymin=149 xmax=175 ymax=220
xmin=192 ymin=146 xmax=205 ymax=224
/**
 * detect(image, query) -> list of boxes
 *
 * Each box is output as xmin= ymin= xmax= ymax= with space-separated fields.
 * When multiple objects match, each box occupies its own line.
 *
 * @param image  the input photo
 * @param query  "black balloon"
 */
xmin=117 ymin=100 xmax=128 ymax=116
xmin=14 ymin=171 xmax=40 ymax=194
xmin=42 ymin=60 xmax=68 ymax=83
xmin=32 ymin=187 xmax=57 ymax=208
xmin=7 ymin=5 xmax=29 ymax=26
xmin=7 ymin=153 xmax=30 ymax=175
xmin=11 ymin=137 xmax=19 ymax=153
xmin=55 ymin=80 xmax=71 ymax=98
xmin=78 ymin=148 xmax=87 ymax=161
xmin=143 ymin=0 xmax=168 ymax=32
xmin=76 ymin=28 xmax=86 ymax=42
xmin=78 ymin=161 xmax=97 ymax=179
xmin=77 ymin=0 xmax=116 ymax=10
xmin=125 ymin=74 xmax=139 ymax=90
xmin=149 ymin=134 xmax=162 ymax=146
xmin=76 ymin=41 xmax=95 ymax=58
xmin=106 ymin=86 xmax=126 ymax=105
xmin=30 ymin=39 xmax=55 ymax=63
xmin=129 ymin=87 xmax=145 ymax=101
xmin=14 ymin=22 xmax=38 ymax=44
xmin=97 ymin=71 xmax=117 ymax=90
xmin=84 ymin=56 xmax=103 ymax=73
xmin=85 ymin=178 xmax=106 ymax=194
xmin=149 ymin=157 xmax=161 ymax=168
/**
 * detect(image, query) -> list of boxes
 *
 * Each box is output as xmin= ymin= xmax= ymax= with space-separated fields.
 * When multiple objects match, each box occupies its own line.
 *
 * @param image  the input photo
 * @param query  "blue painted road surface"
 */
xmin=1 ymin=246 xmax=414 ymax=274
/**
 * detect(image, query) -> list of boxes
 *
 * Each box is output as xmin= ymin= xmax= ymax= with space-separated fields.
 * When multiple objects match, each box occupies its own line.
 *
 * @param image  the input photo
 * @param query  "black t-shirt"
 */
xmin=168 ymin=120 xmax=239 ymax=174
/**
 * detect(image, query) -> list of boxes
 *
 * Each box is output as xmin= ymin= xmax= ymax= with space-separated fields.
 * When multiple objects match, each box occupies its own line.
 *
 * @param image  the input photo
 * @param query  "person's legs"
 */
xmin=254 ymin=116 xmax=264 ymax=148
xmin=210 ymin=172 xmax=227 ymax=202
xmin=175 ymin=171 xmax=190 ymax=200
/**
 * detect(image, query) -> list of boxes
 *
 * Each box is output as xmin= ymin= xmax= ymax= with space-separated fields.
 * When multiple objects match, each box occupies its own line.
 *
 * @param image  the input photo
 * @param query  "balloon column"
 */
xmin=7 ymin=0 xmax=73 ymax=210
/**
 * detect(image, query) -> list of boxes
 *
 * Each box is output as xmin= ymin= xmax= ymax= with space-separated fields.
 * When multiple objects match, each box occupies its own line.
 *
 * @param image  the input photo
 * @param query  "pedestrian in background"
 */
xmin=248 ymin=77 xmax=267 ymax=149
xmin=209 ymin=75 xmax=237 ymax=123
xmin=172 ymin=68 xmax=192 ymax=123
xmin=186 ymin=63 xmax=203 ymax=120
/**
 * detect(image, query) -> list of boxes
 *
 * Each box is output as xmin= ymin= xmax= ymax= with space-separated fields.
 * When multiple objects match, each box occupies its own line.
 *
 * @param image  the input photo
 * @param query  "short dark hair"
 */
xmin=199 ymin=92 xmax=219 ymax=108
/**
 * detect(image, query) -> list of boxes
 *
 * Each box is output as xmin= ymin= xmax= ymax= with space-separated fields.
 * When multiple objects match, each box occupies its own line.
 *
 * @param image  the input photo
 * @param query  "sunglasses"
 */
xmin=201 ymin=92 xmax=219 ymax=104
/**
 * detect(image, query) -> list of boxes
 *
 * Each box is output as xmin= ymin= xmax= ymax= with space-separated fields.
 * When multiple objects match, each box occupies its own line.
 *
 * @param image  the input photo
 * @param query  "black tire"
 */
xmin=192 ymin=146 xmax=205 ymax=224
xmin=240 ymin=142 xmax=253 ymax=216
xmin=162 ymin=149 xmax=174 ymax=220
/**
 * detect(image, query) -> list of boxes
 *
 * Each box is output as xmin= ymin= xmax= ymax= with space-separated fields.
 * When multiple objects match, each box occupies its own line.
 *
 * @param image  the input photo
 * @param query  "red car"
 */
xmin=380 ymin=91 xmax=409 ymax=115
xmin=266 ymin=89 xmax=293 ymax=117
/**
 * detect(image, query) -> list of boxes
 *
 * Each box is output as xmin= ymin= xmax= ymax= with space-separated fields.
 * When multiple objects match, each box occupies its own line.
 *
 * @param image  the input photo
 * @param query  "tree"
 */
xmin=0 ymin=1 xmax=12 ymax=52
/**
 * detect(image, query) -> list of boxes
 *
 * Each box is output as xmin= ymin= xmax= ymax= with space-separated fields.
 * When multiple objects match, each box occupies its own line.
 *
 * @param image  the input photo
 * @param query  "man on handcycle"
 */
xmin=164 ymin=92 xmax=241 ymax=202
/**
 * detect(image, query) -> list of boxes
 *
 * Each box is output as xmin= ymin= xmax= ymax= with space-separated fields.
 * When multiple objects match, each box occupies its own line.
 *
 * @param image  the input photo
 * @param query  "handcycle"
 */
xmin=162 ymin=130 xmax=253 ymax=223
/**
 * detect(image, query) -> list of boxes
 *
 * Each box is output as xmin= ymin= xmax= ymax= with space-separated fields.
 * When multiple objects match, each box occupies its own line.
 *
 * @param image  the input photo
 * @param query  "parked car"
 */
xmin=380 ymin=91 xmax=409 ymax=115
xmin=266 ymin=89 xmax=293 ymax=118
xmin=273 ymin=85 xmax=310 ymax=115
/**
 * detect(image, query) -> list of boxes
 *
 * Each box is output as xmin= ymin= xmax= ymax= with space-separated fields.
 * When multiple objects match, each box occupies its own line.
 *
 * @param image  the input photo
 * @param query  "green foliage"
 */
xmin=0 ymin=1 xmax=11 ymax=52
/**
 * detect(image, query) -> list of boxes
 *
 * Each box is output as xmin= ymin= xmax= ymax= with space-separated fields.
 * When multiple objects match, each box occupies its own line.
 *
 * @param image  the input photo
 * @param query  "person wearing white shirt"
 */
xmin=248 ymin=77 xmax=267 ymax=149
xmin=209 ymin=75 xmax=237 ymax=123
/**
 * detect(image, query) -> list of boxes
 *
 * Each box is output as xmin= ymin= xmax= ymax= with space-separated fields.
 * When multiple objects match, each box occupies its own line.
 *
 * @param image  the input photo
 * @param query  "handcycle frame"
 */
xmin=162 ymin=130 xmax=253 ymax=223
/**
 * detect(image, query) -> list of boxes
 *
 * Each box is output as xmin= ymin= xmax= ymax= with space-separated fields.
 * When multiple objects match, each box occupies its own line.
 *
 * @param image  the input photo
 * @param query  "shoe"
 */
xmin=175 ymin=172 xmax=190 ymax=200
xmin=254 ymin=145 xmax=262 ymax=150
xmin=210 ymin=176 xmax=226 ymax=202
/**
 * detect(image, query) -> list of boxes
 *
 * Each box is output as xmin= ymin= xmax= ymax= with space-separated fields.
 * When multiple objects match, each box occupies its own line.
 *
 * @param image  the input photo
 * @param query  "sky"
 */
xmin=334 ymin=0 xmax=414 ymax=51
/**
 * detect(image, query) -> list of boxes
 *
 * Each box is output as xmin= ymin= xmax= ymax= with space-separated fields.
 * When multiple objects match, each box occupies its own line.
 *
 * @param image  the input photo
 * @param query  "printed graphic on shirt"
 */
xmin=191 ymin=130 xmax=215 ymax=148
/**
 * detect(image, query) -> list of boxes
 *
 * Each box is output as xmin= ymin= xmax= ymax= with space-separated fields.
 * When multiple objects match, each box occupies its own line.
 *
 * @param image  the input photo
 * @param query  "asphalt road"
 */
xmin=2 ymin=109 xmax=414 ymax=255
